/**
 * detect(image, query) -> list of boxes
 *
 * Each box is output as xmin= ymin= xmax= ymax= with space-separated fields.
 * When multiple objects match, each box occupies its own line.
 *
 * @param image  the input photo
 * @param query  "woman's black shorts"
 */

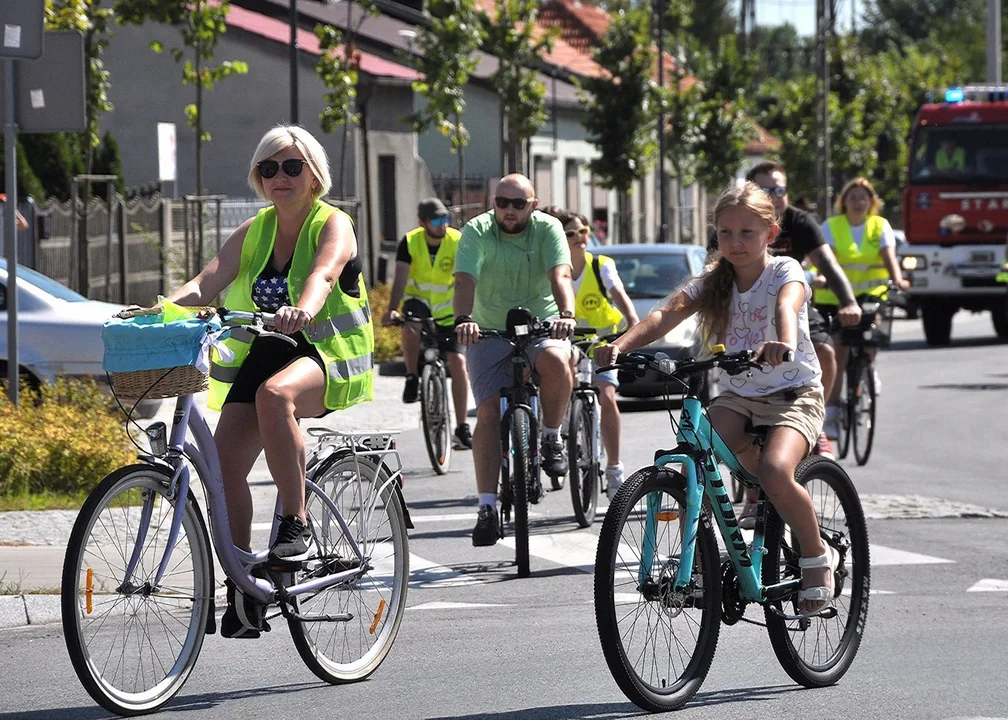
xmin=808 ymin=305 xmax=833 ymax=346
xmin=223 ymin=332 xmax=331 ymax=416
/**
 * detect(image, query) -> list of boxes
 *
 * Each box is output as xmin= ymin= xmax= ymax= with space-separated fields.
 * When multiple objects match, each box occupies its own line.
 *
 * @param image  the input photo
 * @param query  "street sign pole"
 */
xmin=3 ymin=59 xmax=18 ymax=405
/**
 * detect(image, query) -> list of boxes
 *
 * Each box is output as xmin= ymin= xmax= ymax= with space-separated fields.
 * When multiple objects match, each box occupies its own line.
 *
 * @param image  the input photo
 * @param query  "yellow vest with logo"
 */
xmin=936 ymin=146 xmax=966 ymax=172
xmin=402 ymin=226 xmax=461 ymax=326
xmin=208 ymin=201 xmax=374 ymax=411
xmin=814 ymin=215 xmax=890 ymax=306
xmin=574 ymin=252 xmax=624 ymax=333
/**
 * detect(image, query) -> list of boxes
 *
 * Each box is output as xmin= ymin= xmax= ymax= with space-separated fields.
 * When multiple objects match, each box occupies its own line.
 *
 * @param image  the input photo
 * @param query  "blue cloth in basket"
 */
xmin=102 ymin=313 xmax=225 ymax=373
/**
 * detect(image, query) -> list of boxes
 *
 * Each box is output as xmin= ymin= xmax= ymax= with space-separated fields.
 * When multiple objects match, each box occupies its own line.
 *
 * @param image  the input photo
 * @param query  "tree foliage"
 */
xmin=114 ymin=0 xmax=248 ymax=194
xmin=481 ymin=0 xmax=558 ymax=173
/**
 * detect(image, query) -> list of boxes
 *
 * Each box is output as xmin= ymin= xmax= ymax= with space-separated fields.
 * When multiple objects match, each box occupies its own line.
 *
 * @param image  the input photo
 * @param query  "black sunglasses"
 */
xmin=760 ymin=185 xmax=787 ymax=198
xmin=257 ymin=158 xmax=308 ymax=179
xmin=495 ymin=196 xmax=532 ymax=210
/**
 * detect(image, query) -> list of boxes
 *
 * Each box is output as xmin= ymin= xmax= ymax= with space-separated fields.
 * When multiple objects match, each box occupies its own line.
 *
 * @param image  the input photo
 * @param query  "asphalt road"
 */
xmin=2 ymin=310 xmax=1007 ymax=720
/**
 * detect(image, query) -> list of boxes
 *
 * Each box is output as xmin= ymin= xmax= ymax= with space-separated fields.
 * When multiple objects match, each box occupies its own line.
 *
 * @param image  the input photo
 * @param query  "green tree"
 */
xmin=408 ymin=0 xmax=485 ymax=208
xmin=0 ymin=140 xmax=47 ymax=202
xmin=316 ymin=0 xmax=379 ymax=195
xmin=114 ymin=0 xmax=248 ymax=196
xmin=751 ymin=22 xmax=811 ymax=84
xmin=480 ymin=0 xmax=558 ymax=174
xmin=688 ymin=0 xmax=736 ymax=52
xmin=579 ymin=3 xmax=657 ymax=243
xmin=18 ymin=134 xmax=84 ymax=201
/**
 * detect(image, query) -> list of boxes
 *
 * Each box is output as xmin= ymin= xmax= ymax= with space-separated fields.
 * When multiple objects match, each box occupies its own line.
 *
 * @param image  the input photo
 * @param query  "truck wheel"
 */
xmin=922 ymin=306 xmax=954 ymax=346
xmin=992 ymin=300 xmax=1008 ymax=339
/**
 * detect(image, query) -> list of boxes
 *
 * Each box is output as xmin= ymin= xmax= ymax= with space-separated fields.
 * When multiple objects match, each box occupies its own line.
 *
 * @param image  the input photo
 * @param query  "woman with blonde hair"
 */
xmin=814 ymin=177 xmax=908 ymax=440
xmin=595 ymin=182 xmax=837 ymax=614
xmin=165 ymin=124 xmax=374 ymax=637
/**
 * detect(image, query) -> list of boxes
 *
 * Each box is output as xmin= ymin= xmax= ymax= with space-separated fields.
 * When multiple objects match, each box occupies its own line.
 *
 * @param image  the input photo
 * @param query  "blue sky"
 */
xmin=749 ymin=0 xmax=864 ymax=38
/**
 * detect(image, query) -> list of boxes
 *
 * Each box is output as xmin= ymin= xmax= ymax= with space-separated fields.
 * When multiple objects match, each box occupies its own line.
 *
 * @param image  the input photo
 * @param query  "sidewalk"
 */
xmin=0 ymin=368 xmax=462 ymax=628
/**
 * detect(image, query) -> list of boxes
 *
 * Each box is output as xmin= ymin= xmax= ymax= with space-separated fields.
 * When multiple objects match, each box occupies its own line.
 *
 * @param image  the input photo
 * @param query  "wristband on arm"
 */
xmin=454 ymin=315 xmax=472 ymax=326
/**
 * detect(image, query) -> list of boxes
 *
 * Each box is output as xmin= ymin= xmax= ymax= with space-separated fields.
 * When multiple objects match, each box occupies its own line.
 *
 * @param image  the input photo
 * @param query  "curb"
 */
xmin=0 ymin=594 xmax=60 ymax=629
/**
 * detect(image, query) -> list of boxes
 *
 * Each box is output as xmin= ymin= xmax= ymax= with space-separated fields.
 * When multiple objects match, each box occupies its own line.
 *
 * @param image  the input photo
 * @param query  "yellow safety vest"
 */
xmin=935 ymin=146 xmax=966 ymax=172
xmin=208 ymin=200 xmax=374 ymax=411
xmin=574 ymin=252 xmax=624 ymax=333
xmin=814 ymin=215 xmax=890 ymax=306
xmin=402 ymin=226 xmax=461 ymax=326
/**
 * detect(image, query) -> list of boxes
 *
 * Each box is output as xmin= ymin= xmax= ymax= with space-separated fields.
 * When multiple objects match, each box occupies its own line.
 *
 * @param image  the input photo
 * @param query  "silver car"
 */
xmin=598 ymin=244 xmax=714 ymax=399
xmin=0 ymin=259 xmax=161 ymax=417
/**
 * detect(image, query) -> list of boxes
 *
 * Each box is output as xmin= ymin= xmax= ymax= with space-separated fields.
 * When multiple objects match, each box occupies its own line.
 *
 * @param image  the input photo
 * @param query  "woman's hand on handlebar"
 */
xmin=753 ymin=341 xmax=795 ymax=367
xmin=381 ymin=309 xmax=401 ymax=327
xmin=273 ymin=305 xmax=314 ymax=335
xmin=456 ymin=320 xmax=480 ymax=346
xmin=592 ymin=342 xmax=620 ymax=368
xmin=836 ymin=302 xmax=863 ymax=328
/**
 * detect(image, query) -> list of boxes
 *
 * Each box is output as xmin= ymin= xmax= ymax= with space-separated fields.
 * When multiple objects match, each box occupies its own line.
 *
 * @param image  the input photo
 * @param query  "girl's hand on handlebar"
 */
xmin=274 ymin=305 xmax=314 ymax=335
xmin=592 ymin=343 xmax=620 ymax=367
xmin=753 ymin=341 xmax=795 ymax=367
xmin=456 ymin=321 xmax=480 ymax=346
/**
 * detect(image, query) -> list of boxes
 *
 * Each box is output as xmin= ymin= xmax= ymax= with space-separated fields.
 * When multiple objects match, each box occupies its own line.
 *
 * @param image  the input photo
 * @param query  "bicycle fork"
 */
xmin=638 ymin=457 xmax=705 ymax=591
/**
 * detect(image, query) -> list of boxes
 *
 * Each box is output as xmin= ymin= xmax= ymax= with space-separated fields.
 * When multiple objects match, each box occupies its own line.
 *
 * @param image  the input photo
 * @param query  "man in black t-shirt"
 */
xmin=710 ymin=163 xmax=862 ymax=525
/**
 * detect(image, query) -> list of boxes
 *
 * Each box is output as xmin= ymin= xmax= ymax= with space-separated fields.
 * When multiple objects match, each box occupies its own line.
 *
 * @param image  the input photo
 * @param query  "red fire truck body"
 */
xmin=899 ymin=86 xmax=1008 ymax=345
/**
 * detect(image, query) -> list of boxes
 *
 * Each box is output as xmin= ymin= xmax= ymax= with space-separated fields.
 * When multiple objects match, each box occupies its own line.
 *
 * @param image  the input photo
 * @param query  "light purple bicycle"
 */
xmin=60 ymin=309 xmax=411 ymax=716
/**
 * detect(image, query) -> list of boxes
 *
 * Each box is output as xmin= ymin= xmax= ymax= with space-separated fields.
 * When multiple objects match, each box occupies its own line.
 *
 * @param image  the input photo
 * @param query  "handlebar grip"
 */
xmin=783 ymin=349 xmax=795 ymax=363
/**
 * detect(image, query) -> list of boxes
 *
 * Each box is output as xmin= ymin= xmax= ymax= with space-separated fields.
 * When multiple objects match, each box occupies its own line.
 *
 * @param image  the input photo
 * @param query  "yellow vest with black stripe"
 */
xmin=814 ymin=215 xmax=890 ymax=306
xmin=574 ymin=252 xmax=624 ymax=333
xmin=208 ymin=200 xmax=374 ymax=411
xmin=402 ymin=226 xmax=461 ymax=326
xmin=936 ymin=146 xmax=966 ymax=172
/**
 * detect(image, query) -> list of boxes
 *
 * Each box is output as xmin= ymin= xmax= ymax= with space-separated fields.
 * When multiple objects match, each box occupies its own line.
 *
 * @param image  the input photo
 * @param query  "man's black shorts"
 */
xmin=808 ymin=305 xmax=833 ymax=347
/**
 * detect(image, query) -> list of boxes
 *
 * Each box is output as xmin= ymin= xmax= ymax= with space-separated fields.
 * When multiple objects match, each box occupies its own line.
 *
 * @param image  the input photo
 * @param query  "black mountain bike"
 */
xmin=396 ymin=300 xmax=453 ymax=474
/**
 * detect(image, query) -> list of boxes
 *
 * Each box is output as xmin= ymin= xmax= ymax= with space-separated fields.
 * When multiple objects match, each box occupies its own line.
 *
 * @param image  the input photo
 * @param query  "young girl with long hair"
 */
xmin=594 ymin=181 xmax=837 ymax=613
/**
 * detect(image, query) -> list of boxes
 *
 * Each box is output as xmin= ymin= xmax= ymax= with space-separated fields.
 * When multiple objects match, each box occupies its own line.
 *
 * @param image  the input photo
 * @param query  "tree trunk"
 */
xmin=456 ymin=113 xmax=466 ymax=217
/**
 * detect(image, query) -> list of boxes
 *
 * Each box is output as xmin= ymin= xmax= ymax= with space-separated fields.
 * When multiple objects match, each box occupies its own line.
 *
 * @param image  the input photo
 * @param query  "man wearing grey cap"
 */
xmin=382 ymin=198 xmax=473 ymax=449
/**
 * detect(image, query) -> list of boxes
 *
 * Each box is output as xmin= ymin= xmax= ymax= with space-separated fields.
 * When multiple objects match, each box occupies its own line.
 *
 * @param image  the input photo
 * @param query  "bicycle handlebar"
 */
xmin=598 ymin=348 xmax=794 ymax=380
xmin=217 ymin=307 xmax=297 ymax=347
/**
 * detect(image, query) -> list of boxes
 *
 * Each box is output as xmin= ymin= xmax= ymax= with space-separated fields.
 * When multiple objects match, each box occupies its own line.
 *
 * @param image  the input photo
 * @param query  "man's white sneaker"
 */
xmin=605 ymin=463 xmax=624 ymax=502
xmin=872 ymin=367 xmax=882 ymax=395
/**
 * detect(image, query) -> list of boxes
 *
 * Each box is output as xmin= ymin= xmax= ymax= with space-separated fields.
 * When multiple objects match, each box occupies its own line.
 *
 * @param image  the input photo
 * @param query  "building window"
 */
xmin=534 ymin=156 xmax=553 ymax=206
xmin=565 ymin=160 xmax=579 ymax=212
xmin=377 ymin=155 xmax=397 ymax=246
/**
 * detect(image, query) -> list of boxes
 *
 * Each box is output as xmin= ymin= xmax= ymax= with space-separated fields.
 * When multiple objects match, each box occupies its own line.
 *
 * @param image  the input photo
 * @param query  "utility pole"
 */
xmin=988 ymin=0 xmax=1002 ymax=83
xmin=815 ymin=0 xmax=832 ymax=218
xmin=290 ymin=0 xmax=299 ymax=124
xmin=656 ymin=0 xmax=668 ymax=243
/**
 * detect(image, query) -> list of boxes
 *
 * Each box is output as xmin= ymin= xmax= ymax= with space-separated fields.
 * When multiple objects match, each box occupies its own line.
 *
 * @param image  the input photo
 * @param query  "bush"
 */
xmin=368 ymin=283 xmax=402 ymax=363
xmin=0 ymin=378 xmax=135 ymax=509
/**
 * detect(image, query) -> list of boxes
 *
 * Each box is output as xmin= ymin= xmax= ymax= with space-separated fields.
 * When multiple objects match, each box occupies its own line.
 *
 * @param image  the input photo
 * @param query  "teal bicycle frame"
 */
xmin=640 ymin=395 xmax=801 ymax=605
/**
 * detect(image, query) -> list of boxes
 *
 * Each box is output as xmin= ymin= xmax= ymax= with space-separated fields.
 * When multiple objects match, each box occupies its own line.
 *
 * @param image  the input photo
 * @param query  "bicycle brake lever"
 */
xmin=249 ymin=327 xmax=298 ymax=346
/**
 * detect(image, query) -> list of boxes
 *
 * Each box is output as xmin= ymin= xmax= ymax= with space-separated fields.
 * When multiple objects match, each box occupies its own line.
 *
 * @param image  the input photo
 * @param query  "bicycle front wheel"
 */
xmin=852 ymin=360 xmax=877 ymax=466
xmin=510 ymin=407 xmax=532 ymax=578
xmin=595 ymin=466 xmax=722 ymax=712
xmin=62 ymin=464 xmax=212 ymax=716
xmin=763 ymin=455 xmax=870 ymax=688
xmin=289 ymin=452 xmax=410 ymax=683
xmin=421 ymin=363 xmax=451 ymax=474
xmin=567 ymin=395 xmax=599 ymax=528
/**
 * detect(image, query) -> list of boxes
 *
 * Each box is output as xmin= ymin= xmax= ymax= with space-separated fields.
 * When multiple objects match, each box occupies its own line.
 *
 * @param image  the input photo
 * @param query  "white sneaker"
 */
xmin=823 ymin=406 xmax=840 ymax=441
xmin=605 ymin=463 xmax=624 ymax=502
xmin=872 ymin=367 xmax=882 ymax=395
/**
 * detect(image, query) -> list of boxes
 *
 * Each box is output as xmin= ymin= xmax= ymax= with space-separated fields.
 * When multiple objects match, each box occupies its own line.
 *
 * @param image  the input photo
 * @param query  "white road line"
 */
xmin=967 ymin=578 xmax=1008 ymax=592
xmin=870 ymin=544 xmax=954 ymax=566
xmin=499 ymin=531 xmax=602 ymax=573
xmin=409 ymin=601 xmax=511 ymax=611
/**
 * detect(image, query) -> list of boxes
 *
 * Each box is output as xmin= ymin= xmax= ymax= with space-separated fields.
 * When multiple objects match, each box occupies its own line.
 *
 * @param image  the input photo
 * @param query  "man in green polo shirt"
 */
xmin=454 ymin=174 xmax=577 ymax=547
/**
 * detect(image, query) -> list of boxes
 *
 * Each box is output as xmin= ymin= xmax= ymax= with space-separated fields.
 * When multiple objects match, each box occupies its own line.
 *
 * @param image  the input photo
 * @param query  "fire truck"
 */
xmin=898 ymin=85 xmax=1008 ymax=346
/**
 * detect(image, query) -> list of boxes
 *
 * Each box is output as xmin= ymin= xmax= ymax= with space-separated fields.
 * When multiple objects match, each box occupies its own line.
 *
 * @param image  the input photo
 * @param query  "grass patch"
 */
xmin=0 ymin=572 xmax=60 ymax=595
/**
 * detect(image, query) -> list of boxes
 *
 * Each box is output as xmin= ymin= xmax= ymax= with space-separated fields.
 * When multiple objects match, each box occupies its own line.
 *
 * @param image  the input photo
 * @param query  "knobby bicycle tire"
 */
xmin=289 ymin=452 xmax=410 ymax=683
xmin=852 ymin=360 xmax=877 ymax=466
xmin=567 ymin=394 xmax=599 ymax=528
xmin=62 ymin=464 xmax=213 ymax=716
xmin=762 ymin=455 xmax=870 ymax=688
xmin=421 ymin=363 xmax=451 ymax=475
xmin=510 ymin=407 xmax=532 ymax=578
xmin=594 ymin=466 xmax=722 ymax=712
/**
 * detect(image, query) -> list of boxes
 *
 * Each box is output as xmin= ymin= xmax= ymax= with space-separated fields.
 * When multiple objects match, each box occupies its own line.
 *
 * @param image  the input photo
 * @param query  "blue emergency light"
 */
xmin=945 ymin=87 xmax=964 ymax=103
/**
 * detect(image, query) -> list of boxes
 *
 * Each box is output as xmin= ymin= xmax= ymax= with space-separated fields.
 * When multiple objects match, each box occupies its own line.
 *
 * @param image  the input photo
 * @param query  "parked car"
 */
xmin=0 ymin=259 xmax=162 ymax=417
xmin=599 ymin=243 xmax=715 ymax=399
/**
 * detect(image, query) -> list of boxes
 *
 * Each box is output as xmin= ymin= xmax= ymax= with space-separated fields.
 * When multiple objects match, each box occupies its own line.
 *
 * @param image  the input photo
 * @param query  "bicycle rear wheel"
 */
xmin=289 ymin=452 xmax=409 ymax=683
xmin=852 ymin=360 xmax=877 ymax=466
xmin=567 ymin=395 xmax=599 ymax=528
xmin=763 ymin=455 xmax=870 ymax=688
xmin=421 ymin=363 xmax=451 ymax=474
xmin=62 ymin=464 xmax=212 ymax=716
xmin=510 ymin=407 xmax=532 ymax=578
xmin=595 ymin=466 xmax=722 ymax=712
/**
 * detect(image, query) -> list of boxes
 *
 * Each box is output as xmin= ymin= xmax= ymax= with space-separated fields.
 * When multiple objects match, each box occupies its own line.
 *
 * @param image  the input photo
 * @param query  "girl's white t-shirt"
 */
xmin=684 ymin=256 xmax=822 ymax=397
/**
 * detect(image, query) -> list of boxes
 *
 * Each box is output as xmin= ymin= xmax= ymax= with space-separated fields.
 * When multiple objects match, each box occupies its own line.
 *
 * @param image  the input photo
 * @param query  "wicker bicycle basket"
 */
xmin=109 ymin=365 xmax=209 ymax=400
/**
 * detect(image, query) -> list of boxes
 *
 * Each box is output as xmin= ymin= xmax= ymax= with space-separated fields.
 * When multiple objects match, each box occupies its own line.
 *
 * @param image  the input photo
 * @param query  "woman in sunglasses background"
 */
xmin=165 ymin=124 xmax=374 ymax=637
xmin=543 ymin=206 xmax=640 ymax=500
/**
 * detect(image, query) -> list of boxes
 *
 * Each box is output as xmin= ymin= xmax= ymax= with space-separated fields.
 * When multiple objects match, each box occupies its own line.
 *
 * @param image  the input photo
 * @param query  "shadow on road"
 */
xmin=919 ymin=382 xmax=1008 ymax=391
xmin=887 ymin=335 xmax=1005 ymax=352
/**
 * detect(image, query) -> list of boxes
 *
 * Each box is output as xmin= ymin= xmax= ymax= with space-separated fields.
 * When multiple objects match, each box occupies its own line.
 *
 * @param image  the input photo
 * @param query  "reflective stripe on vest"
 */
xmin=814 ymin=215 xmax=890 ymax=306
xmin=574 ymin=252 xmax=625 ymax=333
xmin=402 ymin=226 xmax=460 ymax=325
xmin=207 ymin=200 xmax=374 ymax=411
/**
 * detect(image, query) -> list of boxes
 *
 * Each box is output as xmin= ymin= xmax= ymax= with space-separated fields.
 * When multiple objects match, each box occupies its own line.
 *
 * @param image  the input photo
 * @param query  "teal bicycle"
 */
xmin=594 ymin=348 xmax=869 ymax=712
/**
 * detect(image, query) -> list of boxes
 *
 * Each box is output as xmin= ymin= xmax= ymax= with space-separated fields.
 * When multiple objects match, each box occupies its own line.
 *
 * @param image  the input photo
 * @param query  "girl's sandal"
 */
xmin=797 ymin=545 xmax=839 ymax=614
